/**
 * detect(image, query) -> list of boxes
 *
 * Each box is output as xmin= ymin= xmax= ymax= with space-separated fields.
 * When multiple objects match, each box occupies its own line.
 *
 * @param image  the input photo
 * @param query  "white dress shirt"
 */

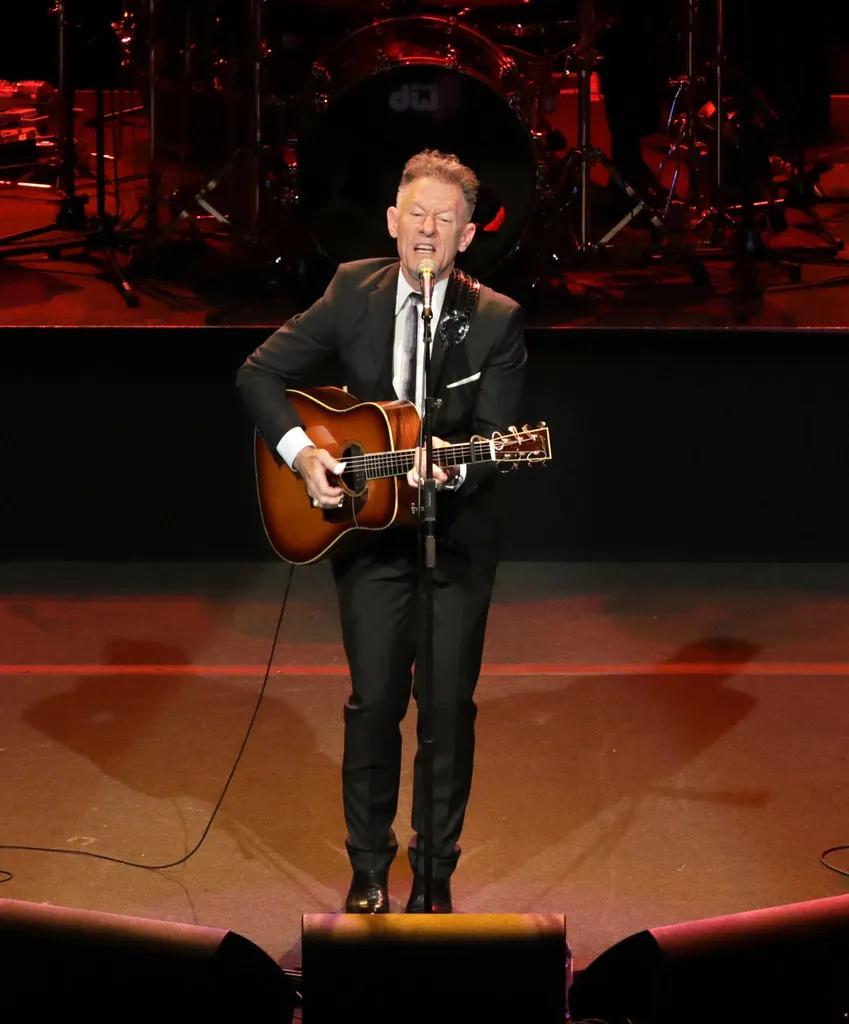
xmin=277 ymin=268 xmax=466 ymax=488
xmin=392 ymin=272 xmax=449 ymax=412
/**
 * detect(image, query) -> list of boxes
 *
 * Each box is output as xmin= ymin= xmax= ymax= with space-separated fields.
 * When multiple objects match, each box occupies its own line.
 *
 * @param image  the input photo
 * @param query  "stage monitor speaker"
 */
xmin=0 ymin=897 xmax=296 ymax=1022
xmin=302 ymin=911 xmax=568 ymax=1023
xmin=568 ymin=893 xmax=849 ymax=1024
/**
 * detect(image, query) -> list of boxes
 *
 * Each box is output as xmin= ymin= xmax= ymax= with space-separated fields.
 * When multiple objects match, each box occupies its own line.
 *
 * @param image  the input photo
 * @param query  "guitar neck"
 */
xmin=359 ymin=441 xmax=493 ymax=481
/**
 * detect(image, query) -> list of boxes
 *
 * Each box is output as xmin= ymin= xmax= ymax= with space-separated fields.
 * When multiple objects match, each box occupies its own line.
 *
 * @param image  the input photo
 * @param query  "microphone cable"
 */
xmin=820 ymin=843 xmax=849 ymax=878
xmin=0 ymin=562 xmax=296 ymax=883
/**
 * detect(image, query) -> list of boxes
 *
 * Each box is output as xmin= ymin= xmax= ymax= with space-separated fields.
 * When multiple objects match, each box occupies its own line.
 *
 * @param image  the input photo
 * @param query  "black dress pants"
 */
xmin=331 ymin=528 xmax=497 ymax=879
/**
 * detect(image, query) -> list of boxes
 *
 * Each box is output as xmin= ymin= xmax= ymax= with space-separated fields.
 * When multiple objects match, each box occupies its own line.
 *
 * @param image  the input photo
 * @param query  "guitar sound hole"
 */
xmin=339 ymin=443 xmax=368 ymax=497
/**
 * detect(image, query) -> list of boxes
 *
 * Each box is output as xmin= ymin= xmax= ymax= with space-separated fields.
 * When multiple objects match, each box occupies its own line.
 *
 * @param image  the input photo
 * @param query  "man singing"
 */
xmin=237 ymin=150 xmax=526 ymax=913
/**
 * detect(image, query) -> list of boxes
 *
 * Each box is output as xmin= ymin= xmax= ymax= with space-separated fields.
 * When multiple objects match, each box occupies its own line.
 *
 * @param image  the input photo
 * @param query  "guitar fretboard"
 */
xmin=344 ymin=441 xmax=493 ymax=481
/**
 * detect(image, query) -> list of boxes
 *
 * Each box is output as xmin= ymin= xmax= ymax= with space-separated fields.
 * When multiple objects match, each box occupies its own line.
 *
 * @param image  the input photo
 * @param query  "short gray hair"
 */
xmin=398 ymin=150 xmax=479 ymax=220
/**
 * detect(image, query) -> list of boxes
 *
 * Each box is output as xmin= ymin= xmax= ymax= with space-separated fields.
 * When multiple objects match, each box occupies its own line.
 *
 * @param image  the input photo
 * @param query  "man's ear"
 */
xmin=458 ymin=221 xmax=476 ymax=253
xmin=387 ymin=206 xmax=399 ymax=239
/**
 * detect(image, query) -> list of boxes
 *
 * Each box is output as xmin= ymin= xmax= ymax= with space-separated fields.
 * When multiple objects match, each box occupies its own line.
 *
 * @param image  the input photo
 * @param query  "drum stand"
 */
xmin=128 ymin=0 xmax=267 ymax=277
xmin=0 ymin=0 xmax=138 ymax=307
xmin=555 ymin=0 xmax=670 ymax=256
xmin=660 ymin=0 xmax=781 ymax=241
xmin=677 ymin=0 xmax=831 ymax=296
xmin=663 ymin=0 xmax=840 ymax=294
xmin=659 ymin=0 xmax=714 ymax=221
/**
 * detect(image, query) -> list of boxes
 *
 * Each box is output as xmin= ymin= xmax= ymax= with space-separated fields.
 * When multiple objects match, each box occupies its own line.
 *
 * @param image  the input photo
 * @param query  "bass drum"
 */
xmin=296 ymin=16 xmax=540 ymax=279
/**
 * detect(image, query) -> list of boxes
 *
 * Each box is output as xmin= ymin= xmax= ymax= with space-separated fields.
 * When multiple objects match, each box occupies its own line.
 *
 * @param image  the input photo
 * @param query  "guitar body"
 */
xmin=255 ymin=387 xmax=421 ymax=564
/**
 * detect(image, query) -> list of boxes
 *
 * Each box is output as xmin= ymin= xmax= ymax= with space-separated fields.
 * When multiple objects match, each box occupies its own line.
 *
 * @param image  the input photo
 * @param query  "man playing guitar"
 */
xmin=237 ymin=149 xmax=527 ymax=915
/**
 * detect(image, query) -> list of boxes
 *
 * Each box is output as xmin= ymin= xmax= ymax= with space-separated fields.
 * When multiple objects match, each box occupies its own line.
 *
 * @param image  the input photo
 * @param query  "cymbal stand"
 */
xmin=658 ymin=0 xmax=713 ymax=220
xmin=688 ymin=0 xmax=809 ymax=294
xmin=128 ymin=0 xmax=163 ymax=242
xmin=128 ymin=0 xmax=265 ymax=273
xmin=247 ymin=0 xmax=262 ymax=246
xmin=556 ymin=0 xmax=668 ymax=254
xmin=0 ymin=0 xmax=88 ymax=232
xmin=0 ymin=0 xmax=138 ymax=307
xmin=714 ymin=0 xmax=724 ymax=207
xmin=686 ymin=0 xmax=751 ymax=242
xmin=679 ymin=0 xmax=816 ymax=256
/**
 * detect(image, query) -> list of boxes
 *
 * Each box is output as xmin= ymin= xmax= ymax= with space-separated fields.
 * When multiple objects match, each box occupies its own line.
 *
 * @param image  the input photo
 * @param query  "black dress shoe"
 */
xmin=344 ymin=870 xmax=390 ymax=914
xmin=405 ymin=875 xmax=452 ymax=913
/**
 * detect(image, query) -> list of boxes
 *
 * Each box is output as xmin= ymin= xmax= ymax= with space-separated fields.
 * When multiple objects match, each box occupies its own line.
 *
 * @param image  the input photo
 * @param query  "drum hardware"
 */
xmin=134 ymin=0 xmax=163 ymax=244
xmin=657 ymin=0 xmax=710 ymax=220
xmin=0 ymin=82 xmax=59 ymax=192
xmin=293 ymin=14 xmax=540 ymax=280
xmin=0 ymin=0 xmax=139 ymax=307
xmin=0 ymin=5 xmax=83 ymax=205
xmin=553 ymin=0 xmax=671 ymax=256
xmin=0 ymin=118 xmax=38 ymax=168
xmin=782 ymin=155 xmax=849 ymax=212
xmin=127 ymin=0 xmax=271 ymax=273
xmin=489 ymin=18 xmax=577 ymax=42
xmin=310 ymin=62 xmax=331 ymax=113
xmin=657 ymin=0 xmax=839 ymax=290
xmin=656 ymin=0 xmax=780 ymax=243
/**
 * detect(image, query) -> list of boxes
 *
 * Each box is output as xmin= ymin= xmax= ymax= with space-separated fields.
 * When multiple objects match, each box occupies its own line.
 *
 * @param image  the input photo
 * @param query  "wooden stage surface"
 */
xmin=0 ymin=560 xmax=847 ymax=975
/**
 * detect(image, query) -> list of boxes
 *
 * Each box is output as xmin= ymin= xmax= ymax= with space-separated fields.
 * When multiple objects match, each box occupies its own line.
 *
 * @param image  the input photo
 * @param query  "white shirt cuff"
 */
xmin=277 ymin=427 xmax=315 ymax=470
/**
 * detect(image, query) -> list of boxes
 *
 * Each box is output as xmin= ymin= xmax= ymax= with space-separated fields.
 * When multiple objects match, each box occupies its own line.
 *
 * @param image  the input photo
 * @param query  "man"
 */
xmin=237 ymin=150 xmax=526 ymax=913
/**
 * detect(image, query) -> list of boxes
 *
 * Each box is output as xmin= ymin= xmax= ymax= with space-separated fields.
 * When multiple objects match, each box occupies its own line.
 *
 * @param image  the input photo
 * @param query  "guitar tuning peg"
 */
xmin=508 ymin=425 xmax=518 ymax=433
xmin=537 ymin=421 xmax=547 ymax=428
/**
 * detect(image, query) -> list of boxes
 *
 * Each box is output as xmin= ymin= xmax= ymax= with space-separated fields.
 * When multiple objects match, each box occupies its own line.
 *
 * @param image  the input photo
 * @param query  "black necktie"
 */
xmin=400 ymin=292 xmax=421 ymax=404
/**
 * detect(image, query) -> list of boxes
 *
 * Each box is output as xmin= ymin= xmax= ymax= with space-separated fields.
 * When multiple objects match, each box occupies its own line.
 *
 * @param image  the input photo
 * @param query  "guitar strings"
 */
xmin=339 ymin=436 xmax=547 ymax=481
xmin=341 ymin=442 xmax=488 ymax=468
xmin=341 ymin=441 xmax=492 ymax=479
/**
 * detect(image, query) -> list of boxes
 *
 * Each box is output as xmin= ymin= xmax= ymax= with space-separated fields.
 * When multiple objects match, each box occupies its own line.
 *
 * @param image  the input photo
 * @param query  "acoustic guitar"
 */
xmin=255 ymin=387 xmax=552 ymax=564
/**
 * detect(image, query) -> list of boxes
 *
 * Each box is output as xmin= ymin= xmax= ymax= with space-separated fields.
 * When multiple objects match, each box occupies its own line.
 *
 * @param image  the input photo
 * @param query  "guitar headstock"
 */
xmin=486 ymin=424 xmax=552 ymax=465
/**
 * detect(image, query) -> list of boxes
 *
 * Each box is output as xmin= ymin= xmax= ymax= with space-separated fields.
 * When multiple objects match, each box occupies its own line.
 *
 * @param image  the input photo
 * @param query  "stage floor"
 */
xmin=0 ymin=93 xmax=847 ymax=331
xmin=1 ymin=560 xmax=847 ymax=976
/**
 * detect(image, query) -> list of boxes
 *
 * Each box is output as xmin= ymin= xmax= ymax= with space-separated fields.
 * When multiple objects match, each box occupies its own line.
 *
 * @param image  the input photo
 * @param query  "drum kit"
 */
xmin=116 ymin=0 xmax=588 ymax=282
xmin=1 ymin=0 xmax=833 ymax=299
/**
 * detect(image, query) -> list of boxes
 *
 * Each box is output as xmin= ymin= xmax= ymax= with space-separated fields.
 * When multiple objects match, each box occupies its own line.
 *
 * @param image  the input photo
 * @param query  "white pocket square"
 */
xmin=445 ymin=372 xmax=481 ymax=390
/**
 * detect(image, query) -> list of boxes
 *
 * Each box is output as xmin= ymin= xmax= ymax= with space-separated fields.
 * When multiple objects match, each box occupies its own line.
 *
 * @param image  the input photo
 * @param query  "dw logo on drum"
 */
xmin=389 ymin=83 xmax=439 ymax=114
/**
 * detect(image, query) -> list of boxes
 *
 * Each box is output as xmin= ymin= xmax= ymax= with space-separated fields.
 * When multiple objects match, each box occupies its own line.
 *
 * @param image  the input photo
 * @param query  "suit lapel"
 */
xmin=430 ymin=317 xmax=447 ymax=396
xmin=365 ymin=263 xmax=399 ymax=399
xmin=432 ymin=267 xmax=477 ymax=399
xmin=360 ymin=262 xmax=476 ymax=404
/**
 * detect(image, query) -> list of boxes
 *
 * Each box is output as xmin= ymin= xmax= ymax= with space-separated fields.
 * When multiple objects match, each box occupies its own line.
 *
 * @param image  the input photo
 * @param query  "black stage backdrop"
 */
xmin=2 ymin=326 xmax=849 ymax=563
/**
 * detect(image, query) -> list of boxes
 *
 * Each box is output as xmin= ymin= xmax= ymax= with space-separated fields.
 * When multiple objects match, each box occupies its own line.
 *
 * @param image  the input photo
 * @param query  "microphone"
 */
xmin=416 ymin=259 xmax=436 ymax=318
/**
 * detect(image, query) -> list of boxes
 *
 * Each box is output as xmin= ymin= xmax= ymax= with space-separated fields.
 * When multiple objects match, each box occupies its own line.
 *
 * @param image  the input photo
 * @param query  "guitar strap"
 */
xmin=438 ymin=267 xmax=481 ymax=350
xmin=433 ymin=267 xmax=481 ymax=397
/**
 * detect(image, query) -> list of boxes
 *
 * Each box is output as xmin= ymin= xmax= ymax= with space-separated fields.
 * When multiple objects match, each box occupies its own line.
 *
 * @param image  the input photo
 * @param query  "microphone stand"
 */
xmin=419 ymin=299 xmax=437 ymax=914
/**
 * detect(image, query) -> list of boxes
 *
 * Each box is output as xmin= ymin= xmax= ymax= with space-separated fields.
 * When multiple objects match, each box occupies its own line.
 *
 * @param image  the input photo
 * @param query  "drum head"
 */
xmin=298 ymin=63 xmax=538 ymax=278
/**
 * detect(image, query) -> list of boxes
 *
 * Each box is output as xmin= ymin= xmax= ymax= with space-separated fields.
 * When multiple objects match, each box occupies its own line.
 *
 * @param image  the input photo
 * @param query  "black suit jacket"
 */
xmin=237 ymin=258 xmax=527 ymax=556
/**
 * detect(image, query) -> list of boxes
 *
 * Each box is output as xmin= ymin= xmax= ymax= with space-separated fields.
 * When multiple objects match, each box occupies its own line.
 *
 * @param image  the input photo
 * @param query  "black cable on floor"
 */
xmin=0 ymin=562 xmax=296 ymax=884
xmin=820 ymin=844 xmax=849 ymax=878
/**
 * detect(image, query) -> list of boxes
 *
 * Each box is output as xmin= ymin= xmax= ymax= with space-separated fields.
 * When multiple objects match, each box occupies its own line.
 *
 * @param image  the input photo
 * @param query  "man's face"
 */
xmin=387 ymin=177 xmax=476 ymax=288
